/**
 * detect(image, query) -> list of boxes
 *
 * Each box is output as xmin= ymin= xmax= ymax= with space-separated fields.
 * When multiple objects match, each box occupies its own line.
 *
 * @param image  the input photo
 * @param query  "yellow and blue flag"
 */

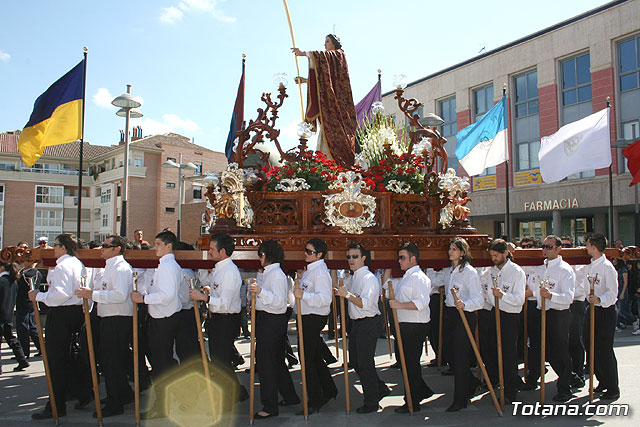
xmin=18 ymin=60 xmax=85 ymax=167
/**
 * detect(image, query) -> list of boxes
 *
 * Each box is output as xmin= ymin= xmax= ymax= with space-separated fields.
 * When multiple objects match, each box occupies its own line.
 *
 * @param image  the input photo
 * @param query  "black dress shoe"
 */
xmin=394 ymin=404 xmax=420 ymax=413
xmin=94 ymin=405 xmax=124 ymax=418
xmin=295 ymin=406 xmax=319 ymax=415
xmin=356 ymin=404 xmax=380 ymax=414
xmin=254 ymin=411 xmax=277 ymax=419
xmin=446 ymin=401 xmax=468 ymax=412
xmin=600 ymin=389 xmax=620 ymax=400
xmin=32 ymin=407 xmax=66 ymax=420
xmin=279 ymin=399 xmax=301 ymax=406
xmin=74 ymin=395 xmax=94 ymax=409
xmin=13 ymin=360 xmax=30 ymax=371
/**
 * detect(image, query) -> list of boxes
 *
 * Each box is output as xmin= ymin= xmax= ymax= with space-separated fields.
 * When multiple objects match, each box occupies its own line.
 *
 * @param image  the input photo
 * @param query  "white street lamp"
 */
xmin=162 ymin=153 xmax=198 ymax=241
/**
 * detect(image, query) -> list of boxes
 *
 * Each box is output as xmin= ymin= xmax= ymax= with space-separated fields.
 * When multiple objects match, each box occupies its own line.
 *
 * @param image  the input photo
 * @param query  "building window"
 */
xmin=0 ymin=162 xmax=16 ymax=171
xmin=102 ymin=213 xmax=109 ymax=227
xmin=117 ymin=185 xmax=121 ymax=197
xmin=517 ymin=141 xmax=541 ymax=171
xmin=133 ymin=156 xmax=144 ymax=167
xmin=193 ymin=162 xmax=202 ymax=175
xmin=561 ymin=53 xmax=591 ymax=106
xmin=35 ymin=209 xmax=62 ymax=227
xmin=166 ymin=182 xmax=176 ymax=189
xmin=35 ymin=185 xmax=63 ymax=205
xmin=619 ymin=35 xmax=640 ymax=92
xmin=514 ymin=70 xmax=539 ymax=118
xmin=193 ymin=187 xmax=202 ymax=200
xmin=166 ymin=207 xmax=175 ymax=213
xmin=439 ymin=96 xmax=458 ymax=172
xmin=0 ymin=184 xmax=4 ymax=203
xmin=473 ymin=84 xmax=494 ymax=122
xmin=100 ymin=188 xmax=111 ymax=204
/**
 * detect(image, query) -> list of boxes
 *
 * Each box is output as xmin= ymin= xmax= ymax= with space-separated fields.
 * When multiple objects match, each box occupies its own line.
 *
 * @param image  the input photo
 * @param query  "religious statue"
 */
xmin=292 ymin=34 xmax=357 ymax=168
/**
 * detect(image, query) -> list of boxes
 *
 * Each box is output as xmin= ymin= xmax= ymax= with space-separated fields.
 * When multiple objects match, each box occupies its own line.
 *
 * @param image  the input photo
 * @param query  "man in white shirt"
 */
xmin=76 ymin=235 xmax=133 ymax=417
xmin=29 ymin=233 xmax=92 ymax=420
xmin=486 ymin=239 xmax=526 ymax=404
xmin=584 ymin=233 xmax=619 ymax=400
xmin=388 ymin=243 xmax=433 ymax=413
xmin=191 ymin=231 xmax=247 ymax=406
xmin=131 ymin=230 xmax=182 ymax=419
xmin=337 ymin=243 xmax=390 ymax=414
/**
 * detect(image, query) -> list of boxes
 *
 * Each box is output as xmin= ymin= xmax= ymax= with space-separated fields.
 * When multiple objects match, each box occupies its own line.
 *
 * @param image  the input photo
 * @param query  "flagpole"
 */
xmin=503 ymin=84 xmax=510 ymax=241
xmin=282 ymin=0 xmax=306 ymax=121
xmin=77 ymin=47 xmax=88 ymax=238
xmin=607 ymin=97 xmax=613 ymax=243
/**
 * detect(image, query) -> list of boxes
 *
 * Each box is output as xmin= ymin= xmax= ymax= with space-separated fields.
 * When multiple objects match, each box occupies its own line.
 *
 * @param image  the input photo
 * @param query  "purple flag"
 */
xmin=355 ymin=79 xmax=381 ymax=130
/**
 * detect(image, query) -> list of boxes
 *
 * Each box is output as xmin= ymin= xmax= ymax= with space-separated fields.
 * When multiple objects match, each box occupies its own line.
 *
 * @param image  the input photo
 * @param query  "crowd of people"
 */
xmin=0 ymin=230 xmax=627 ymax=421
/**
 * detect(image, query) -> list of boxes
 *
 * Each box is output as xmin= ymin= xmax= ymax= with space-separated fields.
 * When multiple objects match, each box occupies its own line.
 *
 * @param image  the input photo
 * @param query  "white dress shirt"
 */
xmin=92 ymin=255 xmax=133 ymax=317
xmin=536 ymin=256 xmax=575 ymax=311
xmin=295 ymin=259 xmax=332 ymax=316
xmin=255 ymin=263 xmax=288 ymax=314
xmin=486 ymin=259 xmax=526 ymax=313
xmin=346 ymin=266 xmax=381 ymax=319
xmin=443 ymin=264 xmax=484 ymax=312
xmin=425 ymin=268 xmax=444 ymax=296
xmin=178 ymin=269 xmax=196 ymax=310
xmin=522 ymin=265 xmax=540 ymax=301
xmin=478 ymin=267 xmax=494 ymax=310
xmin=572 ymin=264 xmax=589 ymax=302
xmin=144 ymin=254 xmax=182 ymax=319
xmin=582 ymin=255 xmax=618 ymax=308
xmin=133 ymin=268 xmax=155 ymax=294
xmin=36 ymin=254 xmax=85 ymax=307
xmin=208 ymin=257 xmax=242 ymax=314
xmin=394 ymin=265 xmax=430 ymax=323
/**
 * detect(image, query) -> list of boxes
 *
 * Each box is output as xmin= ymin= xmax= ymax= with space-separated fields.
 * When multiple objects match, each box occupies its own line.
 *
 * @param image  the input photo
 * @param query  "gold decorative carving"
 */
xmin=322 ymin=171 xmax=376 ymax=234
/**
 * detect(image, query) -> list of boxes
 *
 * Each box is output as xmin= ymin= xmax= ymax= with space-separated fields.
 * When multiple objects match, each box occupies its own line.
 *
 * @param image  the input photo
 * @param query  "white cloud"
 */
xmin=92 ymin=88 xmax=115 ymax=109
xmin=131 ymin=113 xmax=200 ymax=135
xmin=160 ymin=0 xmax=235 ymax=24
xmin=162 ymin=113 xmax=200 ymax=132
xmin=160 ymin=6 xmax=183 ymax=24
xmin=279 ymin=120 xmax=318 ymax=152
xmin=0 ymin=50 xmax=11 ymax=62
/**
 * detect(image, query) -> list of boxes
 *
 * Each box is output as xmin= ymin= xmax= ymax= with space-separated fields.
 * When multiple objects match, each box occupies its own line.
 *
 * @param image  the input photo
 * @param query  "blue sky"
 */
xmin=0 ymin=0 xmax=609 ymax=155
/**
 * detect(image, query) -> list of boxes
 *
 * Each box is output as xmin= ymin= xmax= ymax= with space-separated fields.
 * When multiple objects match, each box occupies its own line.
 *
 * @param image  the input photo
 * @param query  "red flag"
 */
xmin=622 ymin=139 xmax=640 ymax=186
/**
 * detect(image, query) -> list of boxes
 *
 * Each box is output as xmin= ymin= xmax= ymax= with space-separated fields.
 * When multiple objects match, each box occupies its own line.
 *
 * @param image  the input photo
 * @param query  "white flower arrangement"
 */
xmin=275 ymin=178 xmax=311 ymax=192
xmin=357 ymin=114 xmax=409 ymax=167
xmin=386 ymin=179 xmax=412 ymax=194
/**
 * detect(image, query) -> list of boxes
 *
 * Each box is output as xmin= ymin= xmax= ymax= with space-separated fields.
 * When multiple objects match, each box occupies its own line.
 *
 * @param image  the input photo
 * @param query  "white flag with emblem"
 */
xmin=538 ymin=108 xmax=611 ymax=183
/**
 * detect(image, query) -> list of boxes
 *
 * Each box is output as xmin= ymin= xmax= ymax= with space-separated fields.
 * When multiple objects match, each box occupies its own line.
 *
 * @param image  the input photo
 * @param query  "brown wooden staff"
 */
xmin=451 ymin=289 xmax=503 ymax=416
xmin=437 ymin=289 xmax=444 ymax=369
xmin=491 ymin=275 xmax=505 ymax=409
xmin=338 ymin=280 xmax=350 ymax=414
xmin=248 ymin=279 xmax=257 ymax=424
xmin=540 ymin=279 xmax=548 ymax=405
xmin=132 ymin=272 xmax=140 ymax=427
xmin=190 ymin=278 xmax=216 ymax=419
xmin=294 ymin=278 xmax=309 ymax=420
xmin=523 ymin=296 xmax=529 ymax=379
xmin=587 ymin=274 xmax=597 ymax=403
xmin=81 ymin=275 xmax=102 ymax=426
xmin=27 ymin=276 xmax=60 ymax=426
xmin=387 ymin=281 xmax=413 ymax=415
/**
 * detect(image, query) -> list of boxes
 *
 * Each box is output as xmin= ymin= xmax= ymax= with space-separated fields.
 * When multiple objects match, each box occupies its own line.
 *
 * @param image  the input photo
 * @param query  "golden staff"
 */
xmin=540 ymin=278 xmax=549 ymax=405
xmin=491 ymin=274 xmax=505 ymax=409
xmin=132 ymin=272 xmax=140 ymax=427
xmin=189 ymin=277 xmax=216 ymax=419
xmin=387 ymin=281 xmax=413 ymax=415
xmin=338 ymin=279 xmax=350 ymax=414
xmin=80 ymin=275 xmax=102 ymax=426
xmin=27 ymin=276 xmax=60 ymax=426
xmin=248 ymin=279 xmax=257 ymax=424
xmin=282 ymin=0 xmax=306 ymax=121
xmin=294 ymin=278 xmax=309 ymax=419
xmin=451 ymin=289 xmax=503 ymax=416
xmin=587 ymin=274 xmax=598 ymax=403
xmin=380 ymin=279 xmax=392 ymax=359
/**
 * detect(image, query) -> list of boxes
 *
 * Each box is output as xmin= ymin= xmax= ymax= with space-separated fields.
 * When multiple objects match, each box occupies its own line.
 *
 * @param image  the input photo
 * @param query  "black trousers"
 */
xmin=299 ymin=314 xmax=338 ymax=407
xmin=147 ymin=312 xmax=180 ymax=408
xmin=15 ymin=307 xmax=40 ymax=358
xmin=447 ymin=308 xmax=478 ymax=405
xmin=100 ymin=316 xmax=133 ymax=408
xmin=476 ymin=309 xmax=493 ymax=378
xmin=399 ymin=322 xmax=431 ymax=408
xmin=256 ymin=311 xmax=298 ymax=414
xmin=546 ymin=309 xmax=572 ymax=394
xmin=349 ymin=316 xmax=387 ymax=407
xmin=44 ymin=305 xmax=92 ymax=411
xmin=175 ymin=308 xmax=200 ymax=363
xmin=1 ymin=322 xmax=27 ymax=365
xmin=568 ymin=300 xmax=587 ymax=377
xmin=587 ymin=305 xmax=619 ymax=392
xmin=486 ymin=309 xmax=520 ymax=396
xmin=427 ymin=294 xmax=443 ymax=360
xmin=207 ymin=312 xmax=242 ymax=396
xmin=525 ymin=301 xmax=541 ymax=383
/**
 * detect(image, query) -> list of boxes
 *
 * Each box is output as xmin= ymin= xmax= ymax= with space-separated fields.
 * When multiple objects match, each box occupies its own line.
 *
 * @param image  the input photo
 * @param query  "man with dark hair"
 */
xmin=584 ymin=233 xmax=619 ymax=400
xmin=131 ymin=230 xmax=182 ymax=419
xmin=29 ymin=233 xmax=92 ymax=419
xmin=76 ymin=234 xmax=133 ymax=417
xmin=134 ymin=229 xmax=149 ymax=246
xmin=191 ymin=231 xmax=247 ymax=407
xmin=520 ymin=237 xmax=535 ymax=249
xmin=560 ymin=236 xmax=573 ymax=248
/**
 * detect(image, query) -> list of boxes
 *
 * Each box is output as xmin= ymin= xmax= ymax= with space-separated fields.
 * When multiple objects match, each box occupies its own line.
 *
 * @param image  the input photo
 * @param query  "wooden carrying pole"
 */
xmin=333 ymin=295 xmax=340 ymax=359
xmin=494 ymin=293 xmax=505 ymax=409
xmin=190 ymin=278 xmax=216 ymax=419
xmin=381 ymin=285 xmax=392 ymax=359
xmin=81 ymin=282 xmax=103 ymax=426
xmin=28 ymin=276 xmax=60 ymax=426
xmin=282 ymin=0 xmax=306 ymax=121
xmin=452 ymin=289 xmax=503 ymax=416
xmin=437 ymin=291 xmax=444 ymax=369
xmin=338 ymin=280 xmax=350 ymax=414
xmin=589 ymin=279 xmax=596 ymax=403
xmin=132 ymin=273 xmax=140 ymax=426
xmin=294 ymin=279 xmax=309 ymax=419
xmin=249 ymin=280 xmax=257 ymax=424
xmin=540 ymin=286 xmax=547 ymax=405
xmin=387 ymin=281 xmax=413 ymax=415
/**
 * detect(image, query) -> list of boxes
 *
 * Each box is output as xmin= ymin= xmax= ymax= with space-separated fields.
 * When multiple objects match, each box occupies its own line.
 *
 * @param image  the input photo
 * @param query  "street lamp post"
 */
xmin=162 ymin=153 xmax=197 ymax=241
xmin=111 ymin=85 xmax=142 ymax=237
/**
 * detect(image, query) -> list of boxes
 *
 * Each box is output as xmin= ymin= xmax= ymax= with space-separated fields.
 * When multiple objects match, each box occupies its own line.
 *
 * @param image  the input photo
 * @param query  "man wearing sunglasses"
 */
xmin=537 ymin=235 xmax=575 ymax=402
xmin=75 ymin=235 xmax=133 ymax=418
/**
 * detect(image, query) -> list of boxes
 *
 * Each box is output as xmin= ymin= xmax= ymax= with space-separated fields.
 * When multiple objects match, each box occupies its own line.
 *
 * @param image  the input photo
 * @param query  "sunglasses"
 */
xmin=304 ymin=249 xmax=317 ymax=255
xmin=542 ymin=244 xmax=557 ymax=250
xmin=38 ymin=242 xmax=47 ymax=245
xmin=561 ymin=243 xmax=572 ymax=248
xmin=398 ymin=255 xmax=408 ymax=260
xmin=522 ymin=244 xmax=534 ymax=248
xmin=101 ymin=243 xmax=118 ymax=249
xmin=346 ymin=254 xmax=360 ymax=260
